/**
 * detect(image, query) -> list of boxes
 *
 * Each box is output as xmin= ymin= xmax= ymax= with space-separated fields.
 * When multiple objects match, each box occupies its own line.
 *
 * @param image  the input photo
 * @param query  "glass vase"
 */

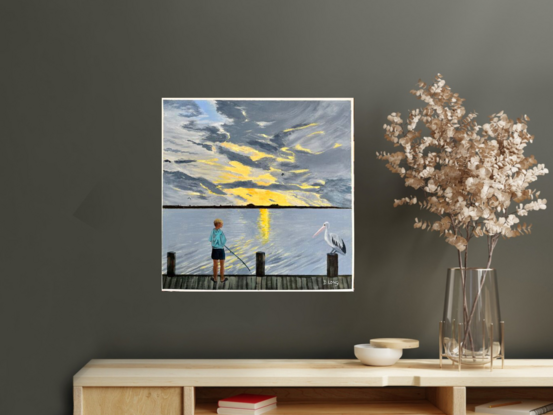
xmin=440 ymin=268 xmax=504 ymax=367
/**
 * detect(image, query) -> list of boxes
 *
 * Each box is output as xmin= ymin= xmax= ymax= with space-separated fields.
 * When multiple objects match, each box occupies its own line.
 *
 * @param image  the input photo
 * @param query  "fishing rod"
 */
xmin=224 ymin=245 xmax=252 ymax=273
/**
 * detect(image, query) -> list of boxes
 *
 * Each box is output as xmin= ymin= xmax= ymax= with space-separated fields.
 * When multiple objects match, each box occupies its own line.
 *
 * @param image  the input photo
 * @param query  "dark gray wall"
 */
xmin=2 ymin=1 xmax=553 ymax=413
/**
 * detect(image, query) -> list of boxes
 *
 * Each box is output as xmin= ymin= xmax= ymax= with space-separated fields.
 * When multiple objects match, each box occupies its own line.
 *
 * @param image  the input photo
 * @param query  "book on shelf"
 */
xmin=218 ymin=394 xmax=277 ymax=410
xmin=475 ymin=400 xmax=553 ymax=415
xmin=216 ymin=403 xmax=277 ymax=415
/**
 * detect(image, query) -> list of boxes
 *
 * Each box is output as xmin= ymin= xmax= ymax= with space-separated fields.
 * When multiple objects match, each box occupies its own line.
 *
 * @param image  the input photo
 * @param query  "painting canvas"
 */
xmin=162 ymin=98 xmax=354 ymax=291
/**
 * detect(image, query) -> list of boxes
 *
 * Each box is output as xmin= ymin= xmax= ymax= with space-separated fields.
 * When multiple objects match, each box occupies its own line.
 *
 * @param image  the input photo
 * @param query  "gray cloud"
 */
xmin=163 ymin=99 xmax=352 ymax=206
xmin=163 ymin=170 xmax=225 ymax=196
xmin=270 ymin=131 xmax=292 ymax=148
xmin=217 ymin=146 xmax=275 ymax=171
xmin=182 ymin=121 xmax=227 ymax=143
xmin=216 ymin=145 xmax=303 ymax=176
xmin=220 ymin=180 xmax=317 ymax=193
xmin=294 ymin=146 xmax=351 ymax=179
xmin=164 ymin=100 xmax=202 ymax=118
xmin=187 ymin=139 xmax=213 ymax=151
xmin=216 ymin=101 xmax=247 ymax=122
xmin=319 ymin=178 xmax=352 ymax=207
xmin=246 ymin=139 xmax=278 ymax=153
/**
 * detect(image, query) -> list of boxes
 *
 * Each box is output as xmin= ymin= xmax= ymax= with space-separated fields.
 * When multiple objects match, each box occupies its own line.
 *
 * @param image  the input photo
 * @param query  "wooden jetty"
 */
xmin=163 ymin=251 xmax=350 ymax=290
xmin=162 ymin=275 xmax=352 ymax=291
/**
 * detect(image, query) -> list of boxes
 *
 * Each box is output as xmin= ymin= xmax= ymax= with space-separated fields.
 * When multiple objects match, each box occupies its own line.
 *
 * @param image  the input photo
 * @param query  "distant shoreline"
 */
xmin=163 ymin=205 xmax=351 ymax=209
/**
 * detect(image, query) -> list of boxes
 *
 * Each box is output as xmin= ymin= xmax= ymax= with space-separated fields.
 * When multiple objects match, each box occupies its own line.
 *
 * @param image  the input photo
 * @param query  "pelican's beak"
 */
xmin=313 ymin=225 xmax=325 ymax=238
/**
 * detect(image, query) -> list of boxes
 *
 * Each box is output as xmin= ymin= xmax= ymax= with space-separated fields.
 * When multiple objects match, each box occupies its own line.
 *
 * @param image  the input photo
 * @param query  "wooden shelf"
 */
xmin=194 ymin=386 xmax=455 ymax=415
xmin=73 ymin=359 xmax=553 ymax=387
xmin=196 ymin=401 xmax=444 ymax=414
xmin=72 ymin=359 xmax=553 ymax=415
xmin=465 ymin=386 xmax=553 ymax=414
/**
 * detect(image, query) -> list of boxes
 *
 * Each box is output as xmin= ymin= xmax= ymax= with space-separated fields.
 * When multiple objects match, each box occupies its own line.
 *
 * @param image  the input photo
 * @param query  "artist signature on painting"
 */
xmin=322 ymin=279 xmax=340 ymax=286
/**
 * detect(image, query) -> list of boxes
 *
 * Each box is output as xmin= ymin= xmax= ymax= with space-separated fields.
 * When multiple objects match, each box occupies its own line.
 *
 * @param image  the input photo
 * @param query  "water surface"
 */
xmin=162 ymin=208 xmax=352 ymax=275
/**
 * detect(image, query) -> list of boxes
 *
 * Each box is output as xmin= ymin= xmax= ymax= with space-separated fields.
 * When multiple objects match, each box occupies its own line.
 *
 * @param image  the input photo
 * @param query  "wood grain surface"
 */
xmin=82 ymin=387 xmax=182 ymax=415
xmin=74 ymin=359 xmax=553 ymax=387
xmin=427 ymin=387 xmax=466 ymax=415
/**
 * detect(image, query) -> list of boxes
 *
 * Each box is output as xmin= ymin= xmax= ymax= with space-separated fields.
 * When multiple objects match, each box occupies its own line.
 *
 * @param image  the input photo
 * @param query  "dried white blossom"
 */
xmin=378 ymin=74 xmax=548 ymax=267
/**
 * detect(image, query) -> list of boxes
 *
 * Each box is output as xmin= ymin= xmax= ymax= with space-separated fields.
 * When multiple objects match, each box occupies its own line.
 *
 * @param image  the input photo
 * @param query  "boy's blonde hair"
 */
xmin=214 ymin=218 xmax=223 ymax=226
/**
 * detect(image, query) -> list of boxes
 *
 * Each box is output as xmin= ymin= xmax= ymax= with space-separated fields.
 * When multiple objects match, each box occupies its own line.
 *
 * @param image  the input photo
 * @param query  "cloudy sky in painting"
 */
xmin=163 ymin=99 xmax=352 ymax=207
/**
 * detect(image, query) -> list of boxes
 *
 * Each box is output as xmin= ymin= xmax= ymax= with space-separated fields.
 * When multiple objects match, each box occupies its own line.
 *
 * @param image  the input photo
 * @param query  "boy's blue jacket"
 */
xmin=209 ymin=228 xmax=226 ymax=249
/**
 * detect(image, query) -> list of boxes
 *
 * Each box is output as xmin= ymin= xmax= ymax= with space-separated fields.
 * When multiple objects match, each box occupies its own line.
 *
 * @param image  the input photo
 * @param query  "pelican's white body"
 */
xmin=313 ymin=222 xmax=346 ymax=255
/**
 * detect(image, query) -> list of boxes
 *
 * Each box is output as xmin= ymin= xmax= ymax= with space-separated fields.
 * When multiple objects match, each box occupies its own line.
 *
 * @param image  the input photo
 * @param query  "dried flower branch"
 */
xmin=378 ymin=74 xmax=548 ymax=269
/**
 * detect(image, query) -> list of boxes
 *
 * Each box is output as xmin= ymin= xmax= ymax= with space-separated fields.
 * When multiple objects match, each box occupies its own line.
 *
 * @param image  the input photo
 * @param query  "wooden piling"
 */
xmin=327 ymin=253 xmax=338 ymax=277
xmin=256 ymin=252 xmax=265 ymax=276
xmin=167 ymin=252 xmax=176 ymax=276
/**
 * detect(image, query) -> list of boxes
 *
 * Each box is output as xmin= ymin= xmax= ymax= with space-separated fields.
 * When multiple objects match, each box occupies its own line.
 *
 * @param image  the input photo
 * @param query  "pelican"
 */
xmin=313 ymin=222 xmax=346 ymax=255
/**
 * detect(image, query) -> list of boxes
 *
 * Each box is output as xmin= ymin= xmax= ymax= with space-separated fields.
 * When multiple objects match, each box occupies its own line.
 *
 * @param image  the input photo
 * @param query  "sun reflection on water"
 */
xmin=258 ymin=208 xmax=271 ymax=244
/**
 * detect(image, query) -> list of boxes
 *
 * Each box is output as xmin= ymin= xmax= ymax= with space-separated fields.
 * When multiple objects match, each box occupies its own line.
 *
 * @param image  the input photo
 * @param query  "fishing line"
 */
xmin=224 ymin=245 xmax=252 ymax=273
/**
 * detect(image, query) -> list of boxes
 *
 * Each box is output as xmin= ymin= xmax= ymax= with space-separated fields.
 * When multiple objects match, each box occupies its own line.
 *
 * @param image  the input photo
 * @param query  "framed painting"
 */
xmin=162 ymin=98 xmax=354 ymax=291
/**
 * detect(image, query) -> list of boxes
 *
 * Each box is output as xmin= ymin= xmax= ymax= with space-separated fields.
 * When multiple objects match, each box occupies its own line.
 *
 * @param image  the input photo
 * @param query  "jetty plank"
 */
xmin=162 ymin=275 xmax=352 ymax=290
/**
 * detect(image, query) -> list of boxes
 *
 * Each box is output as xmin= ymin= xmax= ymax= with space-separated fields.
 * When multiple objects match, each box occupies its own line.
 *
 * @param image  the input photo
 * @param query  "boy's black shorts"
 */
xmin=211 ymin=248 xmax=225 ymax=260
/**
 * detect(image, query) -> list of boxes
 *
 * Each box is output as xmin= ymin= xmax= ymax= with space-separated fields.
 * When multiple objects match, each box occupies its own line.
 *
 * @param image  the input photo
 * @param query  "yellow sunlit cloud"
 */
xmin=216 ymin=161 xmax=277 ymax=186
xmin=294 ymin=182 xmax=322 ymax=190
xmin=225 ymin=160 xmax=251 ymax=177
xmin=220 ymin=142 xmax=274 ymax=162
xmin=294 ymin=144 xmax=322 ymax=154
xmin=196 ymin=158 xmax=220 ymax=166
xmin=186 ymin=127 xmax=342 ymax=206
xmin=254 ymin=174 xmax=277 ymax=186
xmin=276 ymin=147 xmax=295 ymax=163
xmin=226 ymin=188 xmax=308 ymax=206
xmin=199 ymin=183 xmax=219 ymax=195
xmin=283 ymin=123 xmax=318 ymax=132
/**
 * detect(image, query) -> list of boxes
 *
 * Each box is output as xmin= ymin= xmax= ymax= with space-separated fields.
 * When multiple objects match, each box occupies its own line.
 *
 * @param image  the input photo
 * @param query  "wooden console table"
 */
xmin=73 ymin=359 xmax=553 ymax=415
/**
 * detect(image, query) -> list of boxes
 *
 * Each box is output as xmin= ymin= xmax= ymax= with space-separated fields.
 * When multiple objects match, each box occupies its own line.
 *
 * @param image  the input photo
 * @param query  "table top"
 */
xmin=73 ymin=359 xmax=553 ymax=387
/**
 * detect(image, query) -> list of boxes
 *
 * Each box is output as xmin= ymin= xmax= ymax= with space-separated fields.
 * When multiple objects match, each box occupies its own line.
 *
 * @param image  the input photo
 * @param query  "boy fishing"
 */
xmin=209 ymin=218 xmax=227 ymax=284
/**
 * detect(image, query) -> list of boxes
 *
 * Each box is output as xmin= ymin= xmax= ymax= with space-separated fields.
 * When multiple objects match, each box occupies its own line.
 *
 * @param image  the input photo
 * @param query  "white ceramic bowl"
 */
xmin=354 ymin=344 xmax=403 ymax=366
